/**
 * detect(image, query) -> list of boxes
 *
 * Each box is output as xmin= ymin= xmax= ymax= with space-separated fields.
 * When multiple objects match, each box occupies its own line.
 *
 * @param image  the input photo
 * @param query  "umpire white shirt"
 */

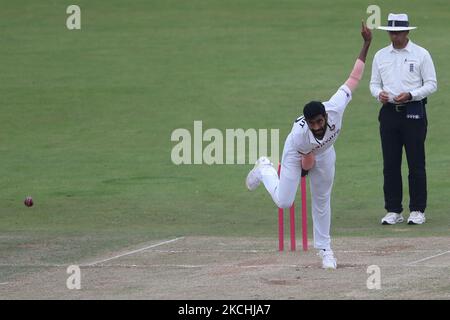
xmin=370 ymin=40 xmax=437 ymax=103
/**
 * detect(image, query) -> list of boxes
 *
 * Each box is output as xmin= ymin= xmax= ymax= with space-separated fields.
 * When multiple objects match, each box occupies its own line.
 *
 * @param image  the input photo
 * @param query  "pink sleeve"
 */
xmin=345 ymin=59 xmax=365 ymax=92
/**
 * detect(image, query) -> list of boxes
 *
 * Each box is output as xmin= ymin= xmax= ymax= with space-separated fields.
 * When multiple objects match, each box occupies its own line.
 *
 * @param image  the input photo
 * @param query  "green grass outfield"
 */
xmin=1 ymin=0 xmax=449 ymax=266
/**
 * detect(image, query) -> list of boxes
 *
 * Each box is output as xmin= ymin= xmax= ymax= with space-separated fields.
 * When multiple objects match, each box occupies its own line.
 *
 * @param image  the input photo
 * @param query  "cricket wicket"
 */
xmin=277 ymin=163 xmax=308 ymax=251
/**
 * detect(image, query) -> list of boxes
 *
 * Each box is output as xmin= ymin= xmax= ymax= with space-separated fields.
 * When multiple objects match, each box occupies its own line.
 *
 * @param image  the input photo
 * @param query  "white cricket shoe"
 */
xmin=381 ymin=212 xmax=404 ymax=225
xmin=245 ymin=156 xmax=273 ymax=191
xmin=318 ymin=249 xmax=337 ymax=269
xmin=407 ymin=211 xmax=426 ymax=225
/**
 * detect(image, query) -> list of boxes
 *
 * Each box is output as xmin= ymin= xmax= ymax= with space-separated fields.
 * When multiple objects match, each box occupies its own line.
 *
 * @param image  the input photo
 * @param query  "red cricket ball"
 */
xmin=24 ymin=196 xmax=33 ymax=207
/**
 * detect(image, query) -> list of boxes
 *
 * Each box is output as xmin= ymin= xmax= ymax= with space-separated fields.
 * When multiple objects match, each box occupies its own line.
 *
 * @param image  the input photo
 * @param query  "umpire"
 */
xmin=370 ymin=13 xmax=437 ymax=225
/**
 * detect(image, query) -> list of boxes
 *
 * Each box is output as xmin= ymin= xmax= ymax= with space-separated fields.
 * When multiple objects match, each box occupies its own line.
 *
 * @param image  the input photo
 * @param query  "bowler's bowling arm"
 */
xmin=344 ymin=22 xmax=372 ymax=92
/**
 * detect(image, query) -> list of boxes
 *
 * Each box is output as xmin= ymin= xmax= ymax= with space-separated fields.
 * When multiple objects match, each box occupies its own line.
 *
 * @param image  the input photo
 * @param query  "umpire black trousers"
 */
xmin=379 ymin=103 xmax=427 ymax=213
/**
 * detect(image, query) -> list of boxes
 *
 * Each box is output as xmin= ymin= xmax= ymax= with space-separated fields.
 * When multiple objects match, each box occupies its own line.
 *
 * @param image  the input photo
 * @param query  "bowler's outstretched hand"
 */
xmin=361 ymin=21 xmax=372 ymax=43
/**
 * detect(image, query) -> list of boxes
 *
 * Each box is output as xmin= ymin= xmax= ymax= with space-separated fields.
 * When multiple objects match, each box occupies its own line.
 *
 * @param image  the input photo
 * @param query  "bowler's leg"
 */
xmin=260 ymin=137 xmax=301 ymax=208
xmin=308 ymin=148 xmax=336 ymax=251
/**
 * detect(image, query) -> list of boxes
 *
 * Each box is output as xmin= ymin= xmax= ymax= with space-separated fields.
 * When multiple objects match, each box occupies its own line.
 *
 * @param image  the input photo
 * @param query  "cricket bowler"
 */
xmin=246 ymin=22 xmax=372 ymax=269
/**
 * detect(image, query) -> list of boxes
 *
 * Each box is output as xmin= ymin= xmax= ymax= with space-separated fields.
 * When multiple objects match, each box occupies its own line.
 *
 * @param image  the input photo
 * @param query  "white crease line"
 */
xmin=0 ymin=282 xmax=9 ymax=285
xmin=150 ymin=249 xmax=274 ymax=253
xmin=68 ymin=264 xmax=450 ymax=269
xmin=82 ymin=237 xmax=184 ymax=267
xmin=405 ymin=250 xmax=450 ymax=266
xmin=149 ymin=249 xmax=439 ymax=254
xmin=84 ymin=264 xmax=300 ymax=269
xmin=0 ymin=264 xmax=296 ymax=268
xmin=0 ymin=263 xmax=448 ymax=269
xmin=0 ymin=264 xmax=64 ymax=268
xmin=337 ymin=250 xmax=432 ymax=253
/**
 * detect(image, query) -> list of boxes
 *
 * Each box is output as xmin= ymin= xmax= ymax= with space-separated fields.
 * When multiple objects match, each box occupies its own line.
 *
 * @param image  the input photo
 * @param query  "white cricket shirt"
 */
xmin=290 ymin=84 xmax=352 ymax=156
xmin=370 ymin=40 xmax=437 ymax=102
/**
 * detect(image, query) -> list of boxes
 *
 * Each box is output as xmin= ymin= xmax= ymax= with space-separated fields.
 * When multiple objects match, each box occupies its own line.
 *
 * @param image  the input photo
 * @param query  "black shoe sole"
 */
xmin=382 ymin=220 xmax=403 ymax=225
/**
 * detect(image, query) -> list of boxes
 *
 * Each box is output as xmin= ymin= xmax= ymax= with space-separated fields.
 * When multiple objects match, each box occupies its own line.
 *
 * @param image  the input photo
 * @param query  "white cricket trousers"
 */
xmin=260 ymin=134 xmax=336 ymax=251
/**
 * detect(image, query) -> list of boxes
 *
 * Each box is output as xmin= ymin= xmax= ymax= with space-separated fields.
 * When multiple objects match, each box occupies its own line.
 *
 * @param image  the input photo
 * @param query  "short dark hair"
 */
xmin=303 ymin=101 xmax=326 ymax=120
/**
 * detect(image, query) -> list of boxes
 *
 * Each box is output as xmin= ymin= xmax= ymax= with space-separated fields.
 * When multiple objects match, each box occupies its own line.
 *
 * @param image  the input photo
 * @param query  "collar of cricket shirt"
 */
xmin=389 ymin=39 xmax=414 ymax=53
